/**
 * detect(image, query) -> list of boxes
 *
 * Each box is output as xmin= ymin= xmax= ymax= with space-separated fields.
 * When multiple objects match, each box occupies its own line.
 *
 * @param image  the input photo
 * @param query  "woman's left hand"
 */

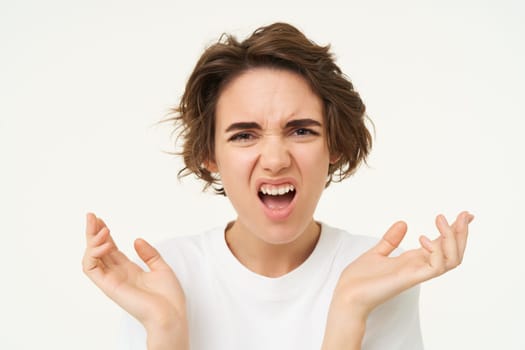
xmin=322 ymin=211 xmax=474 ymax=349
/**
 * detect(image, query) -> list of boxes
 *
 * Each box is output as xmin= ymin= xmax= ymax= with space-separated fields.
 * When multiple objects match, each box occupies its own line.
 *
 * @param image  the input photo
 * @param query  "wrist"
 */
xmin=322 ymin=288 xmax=368 ymax=350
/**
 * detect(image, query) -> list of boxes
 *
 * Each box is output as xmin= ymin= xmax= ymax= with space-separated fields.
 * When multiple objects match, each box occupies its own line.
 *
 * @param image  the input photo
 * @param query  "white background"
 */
xmin=1 ymin=0 xmax=524 ymax=349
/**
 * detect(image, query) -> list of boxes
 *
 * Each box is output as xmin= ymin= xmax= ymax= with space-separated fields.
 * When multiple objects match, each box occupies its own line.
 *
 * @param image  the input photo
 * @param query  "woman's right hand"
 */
xmin=82 ymin=213 xmax=188 ymax=350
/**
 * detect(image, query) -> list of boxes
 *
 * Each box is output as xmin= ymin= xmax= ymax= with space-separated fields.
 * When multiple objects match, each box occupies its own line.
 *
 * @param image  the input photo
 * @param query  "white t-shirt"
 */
xmin=119 ymin=223 xmax=423 ymax=349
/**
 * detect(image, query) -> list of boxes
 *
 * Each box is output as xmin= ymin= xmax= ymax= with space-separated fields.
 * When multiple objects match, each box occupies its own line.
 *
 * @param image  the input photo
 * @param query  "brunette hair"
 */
xmin=171 ymin=22 xmax=372 ymax=195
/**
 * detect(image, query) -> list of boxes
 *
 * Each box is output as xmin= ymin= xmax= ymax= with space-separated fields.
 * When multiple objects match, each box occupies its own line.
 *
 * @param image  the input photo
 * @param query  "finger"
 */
xmin=86 ymin=213 xmax=113 ymax=247
xmin=82 ymin=240 xmax=112 ymax=279
xmin=82 ymin=253 xmax=107 ymax=287
xmin=97 ymin=216 xmax=122 ymax=248
xmin=102 ymin=244 xmax=130 ymax=268
xmin=82 ymin=255 xmax=103 ymax=281
xmin=456 ymin=212 xmax=474 ymax=261
xmin=91 ymin=217 xmax=127 ymax=266
xmin=97 ymin=217 xmax=108 ymax=230
xmin=436 ymin=214 xmax=460 ymax=269
xmin=86 ymin=224 xmax=117 ymax=267
xmin=85 ymin=213 xmax=98 ymax=239
xmin=134 ymin=238 xmax=170 ymax=271
xmin=89 ymin=241 xmax=114 ymax=259
xmin=96 ymin=217 xmax=118 ymax=258
xmin=419 ymin=235 xmax=433 ymax=253
xmin=85 ymin=214 xmax=115 ymax=251
xmin=413 ymin=235 xmax=447 ymax=282
xmin=89 ymin=226 xmax=110 ymax=248
xmin=422 ymin=235 xmax=447 ymax=276
xmin=83 ymin=213 xmax=103 ymax=278
xmin=449 ymin=211 xmax=473 ymax=231
xmin=372 ymin=221 xmax=408 ymax=256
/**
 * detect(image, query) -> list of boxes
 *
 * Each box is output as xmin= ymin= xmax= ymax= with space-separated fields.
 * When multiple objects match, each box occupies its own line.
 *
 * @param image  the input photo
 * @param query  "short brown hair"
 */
xmin=171 ymin=22 xmax=372 ymax=195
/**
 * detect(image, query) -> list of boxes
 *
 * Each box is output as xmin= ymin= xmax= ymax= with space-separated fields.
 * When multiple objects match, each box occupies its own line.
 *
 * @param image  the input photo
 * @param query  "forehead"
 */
xmin=215 ymin=68 xmax=324 ymax=127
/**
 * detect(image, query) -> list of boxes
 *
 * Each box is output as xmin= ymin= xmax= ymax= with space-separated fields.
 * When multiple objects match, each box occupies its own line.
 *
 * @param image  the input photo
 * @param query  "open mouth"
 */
xmin=258 ymin=184 xmax=296 ymax=210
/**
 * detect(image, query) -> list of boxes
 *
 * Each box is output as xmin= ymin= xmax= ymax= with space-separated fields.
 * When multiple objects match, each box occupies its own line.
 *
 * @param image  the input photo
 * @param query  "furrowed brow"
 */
xmin=225 ymin=122 xmax=261 ymax=133
xmin=285 ymin=118 xmax=322 ymax=128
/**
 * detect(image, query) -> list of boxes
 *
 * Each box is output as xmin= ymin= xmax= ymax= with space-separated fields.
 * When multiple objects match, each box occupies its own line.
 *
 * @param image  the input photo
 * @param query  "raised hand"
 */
xmin=322 ymin=211 xmax=474 ymax=350
xmin=82 ymin=213 xmax=188 ymax=350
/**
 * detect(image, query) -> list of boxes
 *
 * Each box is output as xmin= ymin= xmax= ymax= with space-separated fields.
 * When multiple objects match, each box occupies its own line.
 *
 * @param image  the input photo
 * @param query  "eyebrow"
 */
xmin=224 ymin=118 xmax=322 ymax=132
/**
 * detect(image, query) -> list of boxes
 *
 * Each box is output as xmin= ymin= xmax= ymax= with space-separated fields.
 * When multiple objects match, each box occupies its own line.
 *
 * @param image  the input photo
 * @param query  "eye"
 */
xmin=292 ymin=128 xmax=319 ymax=137
xmin=228 ymin=132 xmax=256 ymax=142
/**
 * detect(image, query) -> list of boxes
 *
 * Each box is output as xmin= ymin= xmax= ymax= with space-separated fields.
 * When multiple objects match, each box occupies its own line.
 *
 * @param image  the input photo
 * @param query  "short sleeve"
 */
xmin=117 ymin=312 xmax=147 ymax=350
xmin=362 ymin=285 xmax=424 ymax=350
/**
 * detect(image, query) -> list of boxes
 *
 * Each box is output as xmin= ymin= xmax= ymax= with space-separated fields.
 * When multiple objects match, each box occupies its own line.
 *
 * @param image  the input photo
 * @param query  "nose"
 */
xmin=259 ymin=136 xmax=291 ymax=174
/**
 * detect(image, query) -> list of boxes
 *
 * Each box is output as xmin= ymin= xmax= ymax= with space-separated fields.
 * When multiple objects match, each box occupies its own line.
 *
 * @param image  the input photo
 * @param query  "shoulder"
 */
xmin=324 ymin=224 xmax=379 ymax=250
xmin=154 ymin=227 xmax=221 ymax=258
xmin=321 ymin=223 xmax=378 ymax=266
xmin=150 ymin=227 xmax=224 ymax=280
xmin=321 ymin=223 xmax=405 ymax=265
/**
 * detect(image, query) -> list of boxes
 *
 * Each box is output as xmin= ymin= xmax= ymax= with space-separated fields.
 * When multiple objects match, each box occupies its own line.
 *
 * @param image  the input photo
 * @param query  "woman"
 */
xmin=82 ymin=22 xmax=473 ymax=350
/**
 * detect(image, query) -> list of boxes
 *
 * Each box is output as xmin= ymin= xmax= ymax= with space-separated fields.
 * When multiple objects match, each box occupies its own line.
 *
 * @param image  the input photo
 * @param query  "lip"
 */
xmin=255 ymin=177 xmax=298 ymax=221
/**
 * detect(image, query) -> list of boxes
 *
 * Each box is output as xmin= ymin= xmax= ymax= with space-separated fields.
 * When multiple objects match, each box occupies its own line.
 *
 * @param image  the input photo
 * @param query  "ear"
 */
xmin=329 ymin=153 xmax=341 ymax=165
xmin=203 ymin=159 xmax=219 ymax=173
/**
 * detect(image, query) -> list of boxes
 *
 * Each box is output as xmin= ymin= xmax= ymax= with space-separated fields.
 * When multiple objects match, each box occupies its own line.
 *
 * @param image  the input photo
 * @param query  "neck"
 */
xmin=225 ymin=220 xmax=321 ymax=278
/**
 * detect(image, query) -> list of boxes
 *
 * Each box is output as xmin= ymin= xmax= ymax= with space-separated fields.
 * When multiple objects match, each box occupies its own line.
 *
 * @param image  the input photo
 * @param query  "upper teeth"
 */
xmin=259 ymin=184 xmax=295 ymax=196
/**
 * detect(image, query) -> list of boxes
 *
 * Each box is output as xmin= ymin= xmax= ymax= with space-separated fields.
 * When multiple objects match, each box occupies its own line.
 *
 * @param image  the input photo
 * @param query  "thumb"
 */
xmin=134 ymin=238 xmax=169 ymax=271
xmin=372 ymin=221 xmax=408 ymax=256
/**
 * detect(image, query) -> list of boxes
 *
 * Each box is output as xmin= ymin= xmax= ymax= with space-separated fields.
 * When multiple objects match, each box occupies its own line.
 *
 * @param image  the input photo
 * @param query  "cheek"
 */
xmin=293 ymin=145 xmax=330 ymax=175
xmin=216 ymin=148 xmax=258 ymax=185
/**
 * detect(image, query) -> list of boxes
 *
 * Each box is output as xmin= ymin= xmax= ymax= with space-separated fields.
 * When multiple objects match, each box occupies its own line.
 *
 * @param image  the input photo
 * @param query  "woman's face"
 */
xmin=210 ymin=68 xmax=332 ymax=244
